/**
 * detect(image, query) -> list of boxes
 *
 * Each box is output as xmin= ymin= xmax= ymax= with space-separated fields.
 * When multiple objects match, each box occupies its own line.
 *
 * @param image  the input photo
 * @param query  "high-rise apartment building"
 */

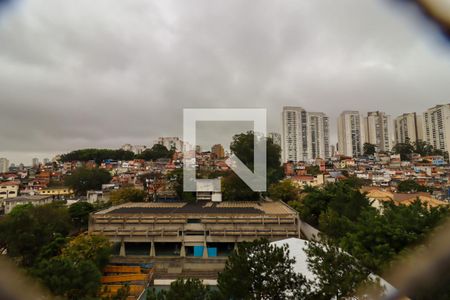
xmin=338 ymin=111 xmax=364 ymax=157
xmin=423 ymin=104 xmax=450 ymax=153
xmin=0 ymin=158 xmax=9 ymax=173
xmin=307 ymin=112 xmax=330 ymax=160
xmin=363 ymin=111 xmax=394 ymax=152
xmin=32 ymin=158 xmax=39 ymax=167
xmin=282 ymin=106 xmax=330 ymax=162
xmin=394 ymin=112 xmax=423 ymax=144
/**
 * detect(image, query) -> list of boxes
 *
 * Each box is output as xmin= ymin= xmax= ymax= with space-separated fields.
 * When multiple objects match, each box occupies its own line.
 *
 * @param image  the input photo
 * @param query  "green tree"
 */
xmin=137 ymin=144 xmax=174 ymax=161
xmin=218 ymin=239 xmax=309 ymax=300
xmin=230 ymin=131 xmax=283 ymax=186
xmin=291 ymin=182 xmax=370 ymax=227
xmin=110 ymin=187 xmax=147 ymax=205
xmin=0 ymin=203 xmax=72 ymax=267
xmin=150 ymin=278 xmax=212 ymax=300
xmin=393 ymin=141 xmax=415 ymax=161
xmin=68 ymin=201 xmax=95 ymax=230
xmin=36 ymin=234 xmax=68 ymax=262
xmin=397 ymin=179 xmax=429 ymax=193
xmin=222 ymin=172 xmax=260 ymax=201
xmin=363 ymin=143 xmax=376 ymax=156
xmin=65 ymin=167 xmax=112 ymax=196
xmin=341 ymin=176 xmax=371 ymax=189
xmin=306 ymin=165 xmax=321 ymax=176
xmin=305 ymin=236 xmax=383 ymax=299
xmin=413 ymin=140 xmax=434 ymax=156
xmin=33 ymin=256 xmax=101 ymax=300
xmin=221 ymin=131 xmax=283 ymax=201
xmin=61 ymin=234 xmax=111 ymax=269
xmin=318 ymin=209 xmax=354 ymax=241
xmin=60 ymin=148 xmax=135 ymax=163
xmin=268 ymin=179 xmax=301 ymax=202
xmin=340 ymin=201 xmax=449 ymax=273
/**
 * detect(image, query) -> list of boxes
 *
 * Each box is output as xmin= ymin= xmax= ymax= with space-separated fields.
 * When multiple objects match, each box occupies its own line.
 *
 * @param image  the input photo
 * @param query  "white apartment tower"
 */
xmin=0 ymin=158 xmax=9 ymax=173
xmin=308 ymin=112 xmax=330 ymax=159
xmin=338 ymin=111 xmax=364 ymax=157
xmin=394 ymin=112 xmax=423 ymax=144
xmin=282 ymin=106 xmax=329 ymax=162
xmin=423 ymin=104 xmax=450 ymax=153
xmin=363 ymin=111 xmax=394 ymax=152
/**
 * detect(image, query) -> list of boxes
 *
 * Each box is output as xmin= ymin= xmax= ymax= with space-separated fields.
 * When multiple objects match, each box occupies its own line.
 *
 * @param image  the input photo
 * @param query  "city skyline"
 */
xmin=2 ymin=102 xmax=449 ymax=165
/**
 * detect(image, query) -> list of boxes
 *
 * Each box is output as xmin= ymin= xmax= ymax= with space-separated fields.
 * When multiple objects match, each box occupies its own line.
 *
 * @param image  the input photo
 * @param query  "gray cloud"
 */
xmin=0 ymin=0 xmax=450 ymax=164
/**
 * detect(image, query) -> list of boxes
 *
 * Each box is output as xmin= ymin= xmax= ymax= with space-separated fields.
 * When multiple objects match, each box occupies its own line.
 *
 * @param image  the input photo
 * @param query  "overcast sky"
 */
xmin=1 ymin=0 xmax=450 ymax=164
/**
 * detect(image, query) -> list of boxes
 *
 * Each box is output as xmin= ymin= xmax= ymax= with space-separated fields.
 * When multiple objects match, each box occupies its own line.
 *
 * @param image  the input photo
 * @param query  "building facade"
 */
xmin=0 ymin=157 xmax=9 ymax=173
xmin=89 ymin=201 xmax=301 ymax=258
xmin=211 ymin=144 xmax=225 ymax=158
xmin=363 ymin=111 xmax=394 ymax=152
xmin=338 ymin=111 xmax=364 ymax=157
xmin=423 ymin=104 xmax=450 ymax=153
xmin=307 ymin=112 xmax=330 ymax=160
xmin=3 ymin=195 xmax=53 ymax=214
xmin=0 ymin=181 xmax=19 ymax=200
xmin=36 ymin=187 xmax=74 ymax=197
xmin=394 ymin=112 xmax=423 ymax=144
xmin=282 ymin=107 xmax=330 ymax=162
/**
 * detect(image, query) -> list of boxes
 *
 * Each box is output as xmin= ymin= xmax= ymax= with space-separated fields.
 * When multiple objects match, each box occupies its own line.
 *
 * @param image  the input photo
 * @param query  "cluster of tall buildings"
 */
xmin=282 ymin=104 xmax=450 ymax=162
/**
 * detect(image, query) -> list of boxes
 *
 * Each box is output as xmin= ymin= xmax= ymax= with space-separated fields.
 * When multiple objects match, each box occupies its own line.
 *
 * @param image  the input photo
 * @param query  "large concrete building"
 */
xmin=282 ymin=107 xmax=330 ymax=162
xmin=89 ymin=201 xmax=301 ymax=258
xmin=3 ymin=195 xmax=53 ymax=214
xmin=363 ymin=111 xmax=394 ymax=152
xmin=423 ymin=104 xmax=450 ymax=153
xmin=337 ymin=111 xmax=364 ymax=157
xmin=394 ymin=112 xmax=423 ymax=144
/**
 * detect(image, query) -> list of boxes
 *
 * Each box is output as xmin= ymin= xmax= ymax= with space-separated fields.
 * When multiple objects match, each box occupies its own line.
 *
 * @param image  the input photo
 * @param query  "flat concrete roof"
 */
xmin=4 ymin=195 xmax=53 ymax=203
xmin=96 ymin=200 xmax=297 ymax=216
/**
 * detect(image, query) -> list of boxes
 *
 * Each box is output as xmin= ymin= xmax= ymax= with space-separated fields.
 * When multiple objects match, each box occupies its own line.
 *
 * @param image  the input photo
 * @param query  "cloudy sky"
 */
xmin=0 ymin=0 xmax=450 ymax=164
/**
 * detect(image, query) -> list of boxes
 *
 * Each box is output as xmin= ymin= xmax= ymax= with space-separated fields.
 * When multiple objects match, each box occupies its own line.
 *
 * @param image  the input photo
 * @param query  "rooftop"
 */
xmin=0 ymin=181 xmax=20 ymax=186
xmin=4 ymin=195 xmax=53 ymax=203
xmin=96 ymin=200 xmax=297 ymax=216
